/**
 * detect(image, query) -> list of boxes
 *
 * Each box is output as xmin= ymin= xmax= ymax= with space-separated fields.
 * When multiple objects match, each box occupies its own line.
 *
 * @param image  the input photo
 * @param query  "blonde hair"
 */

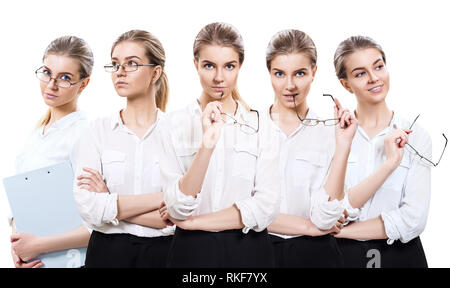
xmin=111 ymin=30 xmax=169 ymax=112
xmin=193 ymin=22 xmax=250 ymax=111
xmin=266 ymin=29 xmax=317 ymax=70
xmin=334 ymin=35 xmax=386 ymax=79
xmin=38 ymin=36 xmax=94 ymax=127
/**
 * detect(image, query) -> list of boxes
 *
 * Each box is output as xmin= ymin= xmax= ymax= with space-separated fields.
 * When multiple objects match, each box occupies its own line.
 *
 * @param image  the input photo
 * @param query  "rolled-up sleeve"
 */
xmin=159 ymin=126 xmax=201 ymax=220
xmin=381 ymin=130 xmax=432 ymax=244
xmin=72 ymin=125 xmax=119 ymax=228
xmin=310 ymin=186 xmax=345 ymax=230
xmin=235 ymin=143 xmax=280 ymax=233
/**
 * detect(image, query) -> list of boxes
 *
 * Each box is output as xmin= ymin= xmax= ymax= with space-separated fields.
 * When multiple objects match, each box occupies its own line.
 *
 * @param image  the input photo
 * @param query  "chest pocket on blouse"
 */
xmin=381 ymin=154 xmax=411 ymax=191
xmin=175 ymin=148 xmax=198 ymax=173
xmin=101 ymin=150 xmax=126 ymax=186
xmin=293 ymin=150 xmax=328 ymax=187
xmin=232 ymin=144 xmax=258 ymax=181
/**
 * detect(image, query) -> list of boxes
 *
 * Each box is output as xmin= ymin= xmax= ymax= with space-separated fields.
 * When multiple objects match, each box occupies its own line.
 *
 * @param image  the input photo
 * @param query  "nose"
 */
xmin=213 ymin=68 xmax=224 ymax=83
xmin=367 ymin=70 xmax=379 ymax=83
xmin=47 ymin=78 xmax=58 ymax=90
xmin=115 ymin=65 xmax=127 ymax=77
xmin=286 ymin=76 xmax=296 ymax=91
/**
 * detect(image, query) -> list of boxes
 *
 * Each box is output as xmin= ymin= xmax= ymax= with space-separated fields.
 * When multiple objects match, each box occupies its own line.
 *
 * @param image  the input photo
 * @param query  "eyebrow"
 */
xmin=111 ymin=56 xmax=142 ymax=61
xmin=43 ymin=66 xmax=74 ymax=76
xmin=351 ymin=58 xmax=383 ymax=74
xmin=201 ymin=60 xmax=238 ymax=65
xmin=272 ymin=67 xmax=308 ymax=73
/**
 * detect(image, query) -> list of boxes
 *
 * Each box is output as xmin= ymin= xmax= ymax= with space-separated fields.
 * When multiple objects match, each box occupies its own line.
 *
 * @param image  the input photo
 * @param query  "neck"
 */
xmin=355 ymin=100 xmax=392 ymax=129
xmin=47 ymin=101 xmax=77 ymax=126
xmin=198 ymin=91 xmax=237 ymax=115
xmin=122 ymin=91 xmax=158 ymax=127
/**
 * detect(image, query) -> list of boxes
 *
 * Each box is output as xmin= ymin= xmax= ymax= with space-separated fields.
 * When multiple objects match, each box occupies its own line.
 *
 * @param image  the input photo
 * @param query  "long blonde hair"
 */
xmin=193 ymin=22 xmax=250 ymax=111
xmin=38 ymin=36 xmax=94 ymax=127
xmin=111 ymin=30 xmax=169 ymax=112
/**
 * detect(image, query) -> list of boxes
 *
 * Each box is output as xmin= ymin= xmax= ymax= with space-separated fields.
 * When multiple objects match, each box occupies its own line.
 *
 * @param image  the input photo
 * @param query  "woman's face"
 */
xmin=39 ymin=54 xmax=88 ymax=108
xmin=270 ymin=52 xmax=316 ymax=110
xmin=194 ymin=45 xmax=241 ymax=101
xmin=111 ymin=41 xmax=159 ymax=99
xmin=340 ymin=48 xmax=390 ymax=105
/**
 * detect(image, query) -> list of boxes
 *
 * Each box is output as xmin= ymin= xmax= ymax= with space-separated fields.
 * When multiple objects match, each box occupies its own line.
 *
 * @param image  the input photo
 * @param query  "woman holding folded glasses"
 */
xmin=332 ymin=36 xmax=433 ymax=268
xmin=72 ymin=30 xmax=181 ymax=268
xmin=263 ymin=29 xmax=357 ymax=267
xmin=9 ymin=36 xmax=93 ymax=268
xmin=162 ymin=22 xmax=280 ymax=268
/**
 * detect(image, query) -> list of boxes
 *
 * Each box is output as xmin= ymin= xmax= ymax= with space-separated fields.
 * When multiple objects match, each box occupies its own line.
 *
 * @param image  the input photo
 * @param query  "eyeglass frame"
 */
xmin=292 ymin=93 xmax=341 ymax=126
xmin=403 ymin=114 xmax=447 ymax=167
xmin=104 ymin=62 xmax=157 ymax=73
xmin=220 ymin=109 xmax=260 ymax=135
xmin=35 ymin=66 xmax=85 ymax=89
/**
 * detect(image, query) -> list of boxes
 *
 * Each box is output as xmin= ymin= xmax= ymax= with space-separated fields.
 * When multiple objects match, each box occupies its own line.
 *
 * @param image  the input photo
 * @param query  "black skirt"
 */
xmin=270 ymin=234 xmax=344 ymax=268
xmin=336 ymin=237 xmax=428 ymax=268
xmin=167 ymin=227 xmax=275 ymax=268
xmin=84 ymin=230 xmax=173 ymax=268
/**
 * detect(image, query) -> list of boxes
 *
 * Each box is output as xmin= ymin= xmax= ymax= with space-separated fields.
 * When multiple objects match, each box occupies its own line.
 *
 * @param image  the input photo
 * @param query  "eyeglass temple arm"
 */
xmin=322 ymin=93 xmax=336 ymax=103
xmin=435 ymin=133 xmax=448 ymax=166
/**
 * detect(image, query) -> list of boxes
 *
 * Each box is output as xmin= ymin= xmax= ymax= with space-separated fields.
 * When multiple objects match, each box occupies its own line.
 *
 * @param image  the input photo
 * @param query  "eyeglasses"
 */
xmin=293 ymin=93 xmax=340 ymax=126
xmin=35 ymin=66 xmax=84 ymax=89
xmin=104 ymin=62 xmax=156 ymax=73
xmin=220 ymin=109 xmax=260 ymax=135
xmin=402 ymin=114 xmax=447 ymax=167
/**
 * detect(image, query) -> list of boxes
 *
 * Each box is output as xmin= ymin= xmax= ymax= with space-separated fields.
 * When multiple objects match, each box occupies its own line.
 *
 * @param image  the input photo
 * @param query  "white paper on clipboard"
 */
xmin=3 ymin=161 xmax=87 ymax=268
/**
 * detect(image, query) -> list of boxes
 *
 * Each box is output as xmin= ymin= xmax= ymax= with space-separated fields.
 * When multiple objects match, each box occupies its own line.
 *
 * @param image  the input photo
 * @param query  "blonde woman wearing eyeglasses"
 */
xmin=72 ymin=30 xmax=181 ymax=268
xmin=333 ymin=36 xmax=431 ymax=268
xmin=262 ymin=29 xmax=357 ymax=268
xmin=162 ymin=22 xmax=280 ymax=268
xmin=8 ymin=36 xmax=93 ymax=268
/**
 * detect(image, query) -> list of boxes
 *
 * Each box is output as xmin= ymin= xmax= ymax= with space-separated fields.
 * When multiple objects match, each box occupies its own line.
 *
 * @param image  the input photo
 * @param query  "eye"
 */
xmin=60 ymin=75 xmax=71 ymax=81
xmin=296 ymin=71 xmax=305 ymax=77
xmin=111 ymin=62 xmax=119 ymax=68
xmin=355 ymin=71 xmax=365 ymax=78
xmin=225 ymin=64 xmax=235 ymax=70
xmin=43 ymin=69 xmax=51 ymax=76
xmin=127 ymin=60 xmax=138 ymax=67
xmin=375 ymin=64 xmax=384 ymax=70
xmin=204 ymin=63 xmax=214 ymax=69
xmin=274 ymin=71 xmax=284 ymax=77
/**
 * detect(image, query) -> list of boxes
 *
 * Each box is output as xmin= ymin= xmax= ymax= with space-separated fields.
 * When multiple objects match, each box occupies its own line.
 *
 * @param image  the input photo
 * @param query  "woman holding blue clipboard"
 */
xmin=9 ymin=36 xmax=94 ymax=268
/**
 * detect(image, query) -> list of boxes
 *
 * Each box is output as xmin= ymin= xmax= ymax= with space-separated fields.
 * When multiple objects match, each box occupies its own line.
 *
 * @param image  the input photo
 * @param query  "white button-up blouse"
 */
xmin=164 ymin=100 xmax=280 ymax=233
xmin=344 ymin=113 xmax=432 ymax=244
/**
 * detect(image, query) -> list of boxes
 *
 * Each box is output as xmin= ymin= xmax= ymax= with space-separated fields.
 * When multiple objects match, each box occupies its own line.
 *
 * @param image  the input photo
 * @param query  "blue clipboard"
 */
xmin=3 ymin=161 xmax=87 ymax=268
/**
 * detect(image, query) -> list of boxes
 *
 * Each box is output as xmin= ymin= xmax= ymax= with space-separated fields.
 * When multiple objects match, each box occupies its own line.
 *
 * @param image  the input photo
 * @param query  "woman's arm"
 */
xmin=334 ymin=216 xmax=387 ymax=240
xmin=11 ymin=225 xmax=90 ymax=263
xmin=347 ymin=128 xmax=412 ymax=209
xmin=124 ymin=209 xmax=170 ymax=229
xmin=268 ymin=214 xmax=342 ymax=237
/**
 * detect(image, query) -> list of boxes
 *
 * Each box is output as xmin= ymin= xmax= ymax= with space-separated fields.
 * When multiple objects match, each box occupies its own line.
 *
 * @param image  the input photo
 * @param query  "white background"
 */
xmin=0 ymin=0 xmax=449 ymax=267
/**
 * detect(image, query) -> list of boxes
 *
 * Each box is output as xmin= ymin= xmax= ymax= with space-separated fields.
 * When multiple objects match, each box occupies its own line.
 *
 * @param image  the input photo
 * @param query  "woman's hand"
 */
xmin=159 ymin=201 xmax=174 ymax=227
xmin=334 ymin=97 xmax=358 ymax=149
xmin=11 ymin=244 xmax=43 ymax=268
xmin=11 ymin=233 xmax=45 ymax=264
xmin=77 ymin=168 xmax=109 ymax=193
xmin=159 ymin=201 xmax=195 ymax=230
xmin=201 ymin=101 xmax=224 ymax=149
xmin=384 ymin=127 xmax=412 ymax=168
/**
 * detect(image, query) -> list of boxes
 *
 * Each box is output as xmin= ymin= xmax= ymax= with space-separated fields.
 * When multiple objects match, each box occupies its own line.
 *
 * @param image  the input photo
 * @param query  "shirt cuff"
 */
xmin=381 ymin=212 xmax=401 ymax=245
xmin=104 ymin=193 xmax=119 ymax=225
xmin=234 ymin=200 xmax=257 ymax=234
xmin=310 ymin=189 xmax=345 ymax=230
xmin=166 ymin=181 xmax=201 ymax=220
xmin=343 ymin=193 xmax=360 ymax=225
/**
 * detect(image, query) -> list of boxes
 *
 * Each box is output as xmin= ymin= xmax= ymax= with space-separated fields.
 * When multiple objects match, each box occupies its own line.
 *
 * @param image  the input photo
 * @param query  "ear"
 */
xmin=193 ymin=58 xmax=199 ymax=72
xmin=152 ymin=65 xmax=162 ymax=84
xmin=340 ymin=78 xmax=353 ymax=94
xmin=311 ymin=65 xmax=318 ymax=79
xmin=78 ymin=77 xmax=90 ymax=94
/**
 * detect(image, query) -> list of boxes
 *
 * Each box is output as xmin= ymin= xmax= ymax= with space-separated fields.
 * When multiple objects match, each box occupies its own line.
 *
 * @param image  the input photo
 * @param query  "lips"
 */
xmin=115 ymin=81 xmax=128 ymax=87
xmin=368 ymin=84 xmax=383 ymax=93
xmin=212 ymin=87 xmax=225 ymax=91
xmin=45 ymin=92 xmax=58 ymax=99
